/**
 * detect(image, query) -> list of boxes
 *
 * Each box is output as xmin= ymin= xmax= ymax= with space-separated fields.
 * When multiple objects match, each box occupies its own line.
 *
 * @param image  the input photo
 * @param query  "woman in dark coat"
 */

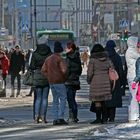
xmin=65 ymin=42 xmax=82 ymax=123
xmin=87 ymin=43 xmax=112 ymax=124
xmin=30 ymin=37 xmax=52 ymax=123
xmin=105 ymin=40 xmax=124 ymax=122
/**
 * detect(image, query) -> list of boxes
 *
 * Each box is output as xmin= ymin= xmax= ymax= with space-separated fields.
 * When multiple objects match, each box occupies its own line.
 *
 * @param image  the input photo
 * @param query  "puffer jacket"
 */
xmin=125 ymin=36 xmax=139 ymax=80
xmin=134 ymin=57 xmax=140 ymax=83
xmin=65 ymin=51 xmax=82 ymax=89
xmin=30 ymin=44 xmax=52 ymax=87
xmin=87 ymin=51 xmax=112 ymax=102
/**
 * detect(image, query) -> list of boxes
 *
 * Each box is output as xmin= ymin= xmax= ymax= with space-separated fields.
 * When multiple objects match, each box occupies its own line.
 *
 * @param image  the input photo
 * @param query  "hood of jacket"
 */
xmin=105 ymin=40 xmax=116 ymax=57
xmin=90 ymin=51 xmax=108 ymax=61
xmin=127 ymin=36 xmax=138 ymax=49
xmin=35 ymin=44 xmax=52 ymax=56
xmin=66 ymin=51 xmax=80 ymax=63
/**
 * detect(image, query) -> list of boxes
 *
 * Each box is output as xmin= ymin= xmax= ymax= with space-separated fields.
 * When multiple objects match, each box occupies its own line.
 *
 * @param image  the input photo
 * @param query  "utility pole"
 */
xmin=32 ymin=0 xmax=37 ymax=49
xmin=1 ymin=0 xmax=5 ymax=28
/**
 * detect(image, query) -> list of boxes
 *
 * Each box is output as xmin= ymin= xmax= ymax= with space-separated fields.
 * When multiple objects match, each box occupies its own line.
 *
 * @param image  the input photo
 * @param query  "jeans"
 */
xmin=11 ymin=73 xmax=21 ymax=91
xmin=34 ymin=86 xmax=50 ymax=119
xmin=50 ymin=84 xmax=67 ymax=120
xmin=66 ymin=85 xmax=78 ymax=119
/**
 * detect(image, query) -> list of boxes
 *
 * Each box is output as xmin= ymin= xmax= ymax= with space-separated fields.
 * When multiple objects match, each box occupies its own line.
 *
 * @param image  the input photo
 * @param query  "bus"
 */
xmin=36 ymin=29 xmax=75 ymax=52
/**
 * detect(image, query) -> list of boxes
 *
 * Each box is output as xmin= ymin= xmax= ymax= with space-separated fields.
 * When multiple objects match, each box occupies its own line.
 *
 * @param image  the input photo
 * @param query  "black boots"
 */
xmin=107 ymin=107 xmax=116 ymax=122
xmin=90 ymin=106 xmax=108 ymax=124
xmin=90 ymin=107 xmax=102 ymax=124
xmin=68 ymin=109 xmax=79 ymax=123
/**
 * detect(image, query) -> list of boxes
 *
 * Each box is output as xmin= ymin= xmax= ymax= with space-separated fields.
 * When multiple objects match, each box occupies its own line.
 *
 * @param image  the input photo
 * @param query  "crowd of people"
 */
xmin=0 ymin=35 xmax=140 ymax=125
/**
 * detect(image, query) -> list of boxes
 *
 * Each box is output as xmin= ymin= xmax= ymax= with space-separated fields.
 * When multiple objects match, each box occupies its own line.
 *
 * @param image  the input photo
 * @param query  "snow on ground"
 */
xmin=92 ymin=122 xmax=140 ymax=139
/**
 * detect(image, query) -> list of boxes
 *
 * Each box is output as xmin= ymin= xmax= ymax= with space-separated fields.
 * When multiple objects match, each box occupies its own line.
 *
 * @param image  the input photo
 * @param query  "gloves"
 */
xmin=131 ymin=82 xmax=136 ymax=89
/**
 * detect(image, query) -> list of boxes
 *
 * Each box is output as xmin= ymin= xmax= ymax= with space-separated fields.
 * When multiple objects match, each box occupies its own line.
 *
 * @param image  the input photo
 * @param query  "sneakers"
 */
xmin=67 ymin=118 xmax=79 ymax=123
xmin=34 ymin=116 xmax=43 ymax=123
xmin=34 ymin=116 xmax=48 ymax=124
xmin=53 ymin=119 xmax=68 ymax=125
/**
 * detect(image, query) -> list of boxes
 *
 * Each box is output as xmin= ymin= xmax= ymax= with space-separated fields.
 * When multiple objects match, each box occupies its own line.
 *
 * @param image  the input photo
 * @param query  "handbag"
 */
xmin=23 ymin=70 xmax=33 ymax=86
xmin=109 ymin=68 xmax=119 ymax=90
xmin=136 ymin=83 xmax=140 ymax=102
xmin=0 ymin=79 xmax=4 ymax=92
xmin=90 ymin=102 xmax=96 ymax=113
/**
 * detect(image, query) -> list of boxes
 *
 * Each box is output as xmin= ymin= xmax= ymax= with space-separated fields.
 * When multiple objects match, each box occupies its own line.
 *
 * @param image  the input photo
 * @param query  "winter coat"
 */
xmin=125 ymin=36 xmax=139 ymax=81
xmin=30 ymin=44 xmax=51 ymax=87
xmin=133 ymin=58 xmax=140 ymax=102
xmin=81 ymin=51 xmax=89 ymax=63
xmin=87 ymin=51 xmax=112 ymax=102
xmin=41 ymin=53 xmax=67 ymax=84
xmin=105 ymin=44 xmax=124 ymax=107
xmin=9 ymin=51 xmax=25 ymax=74
xmin=65 ymin=51 xmax=82 ymax=90
xmin=0 ymin=55 xmax=10 ymax=76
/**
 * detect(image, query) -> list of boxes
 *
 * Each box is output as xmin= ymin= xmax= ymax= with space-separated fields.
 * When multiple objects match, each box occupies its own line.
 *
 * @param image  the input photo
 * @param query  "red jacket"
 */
xmin=0 ymin=55 xmax=10 ymax=75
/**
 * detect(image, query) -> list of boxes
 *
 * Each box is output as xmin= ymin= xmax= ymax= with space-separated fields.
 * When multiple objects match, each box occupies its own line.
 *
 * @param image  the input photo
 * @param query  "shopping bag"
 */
xmin=23 ymin=70 xmax=33 ymax=86
xmin=90 ymin=102 xmax=96 ymax=113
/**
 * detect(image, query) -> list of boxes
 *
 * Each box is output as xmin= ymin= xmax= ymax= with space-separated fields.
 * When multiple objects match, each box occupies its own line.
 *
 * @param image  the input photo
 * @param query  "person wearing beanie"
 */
xmin=105 ymin=40 xmax=124 ymax=123
xmin=41 ymin=41 xmax=68 ymax=125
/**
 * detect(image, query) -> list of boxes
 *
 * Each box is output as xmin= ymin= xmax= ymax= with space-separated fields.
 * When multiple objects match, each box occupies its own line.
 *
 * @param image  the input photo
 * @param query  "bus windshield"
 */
xmin=37 ymin=29 xmax=75 ymax=52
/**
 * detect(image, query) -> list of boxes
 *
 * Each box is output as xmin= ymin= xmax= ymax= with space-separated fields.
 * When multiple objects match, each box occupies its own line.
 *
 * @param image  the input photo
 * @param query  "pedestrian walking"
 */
xmin=80 ymin=49 xmax=89 ymax=68
xmin=0 ymin=50 xmax=10 ymax=97
xmin=30 ymin=36 xmax=52 ymax=123
xmin=42 ymin=41 xmax=68 ymax=125
xmin=65 ymin=42 xmax=82 ymax=123
xmin=125 ymin=36 xmax=140 ymax=122
xmin=87 ymin=43 xmax=112 ymax=124
xmin=9 ymin=45 xmax=25 ymax=97
xmin=105 ymin=40 xmax=124 ymax=122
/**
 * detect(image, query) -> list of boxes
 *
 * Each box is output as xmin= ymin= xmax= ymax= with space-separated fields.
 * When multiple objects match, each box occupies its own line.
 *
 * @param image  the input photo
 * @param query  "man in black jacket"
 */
xmin=10 ymin=45 xmax=25 ymax=97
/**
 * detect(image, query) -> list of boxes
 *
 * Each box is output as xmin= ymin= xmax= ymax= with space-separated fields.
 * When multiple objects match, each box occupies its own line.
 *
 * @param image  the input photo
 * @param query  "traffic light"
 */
xmin=124 ymin=30 xmax=128 ymax=41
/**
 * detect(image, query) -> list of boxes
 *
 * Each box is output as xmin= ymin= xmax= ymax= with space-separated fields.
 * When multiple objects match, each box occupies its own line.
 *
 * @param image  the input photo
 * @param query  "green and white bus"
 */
xmin=37 ymin=29 xmax=75 ymax=52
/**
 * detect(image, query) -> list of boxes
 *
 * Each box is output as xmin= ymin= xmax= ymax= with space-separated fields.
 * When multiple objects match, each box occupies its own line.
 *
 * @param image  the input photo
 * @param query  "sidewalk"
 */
xmin=0 ymin=67 xmax=131 ymax=140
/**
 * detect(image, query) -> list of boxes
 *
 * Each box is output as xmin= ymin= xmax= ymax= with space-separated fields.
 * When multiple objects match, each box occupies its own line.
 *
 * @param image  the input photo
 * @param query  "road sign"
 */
xmin=119 ymin=19 xmax=128 ymax=28
xmin=22 ymin=24 xmax=29 ymax=32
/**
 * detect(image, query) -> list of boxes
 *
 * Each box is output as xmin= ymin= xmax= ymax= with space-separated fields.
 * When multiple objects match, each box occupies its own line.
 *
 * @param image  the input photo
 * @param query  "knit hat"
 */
xmin=54 ymin=41 xmax=63 ymax=53
xmin=15 ymin=44 xmax=21 ymax=49
xmin=37 ymin=35 xmax=48 ymax=45
xmin=106 ymin=40 xmax=116 ymax=48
